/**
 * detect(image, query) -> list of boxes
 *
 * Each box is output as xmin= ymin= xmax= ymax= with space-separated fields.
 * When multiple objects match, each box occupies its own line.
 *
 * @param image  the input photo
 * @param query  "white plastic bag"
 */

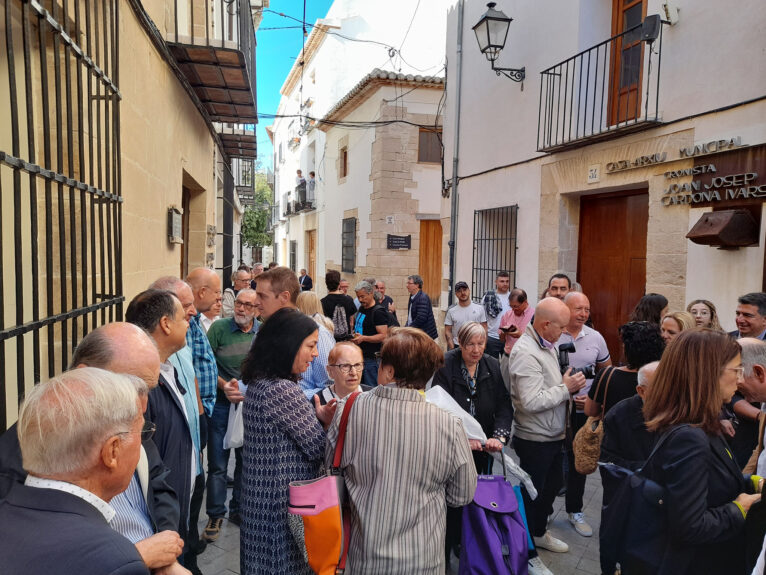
xmin=223 ymin=403 xmax=244 ymax=449
xmin=424 ymin=385 xmax=538 ymax=499
xmin=223 ymin=381 xmax=247 ymax=449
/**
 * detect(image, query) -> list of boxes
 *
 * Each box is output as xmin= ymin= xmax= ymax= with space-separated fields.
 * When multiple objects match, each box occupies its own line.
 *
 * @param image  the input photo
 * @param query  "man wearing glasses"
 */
xmin=203 ymin=289 xmax=259 ymax=541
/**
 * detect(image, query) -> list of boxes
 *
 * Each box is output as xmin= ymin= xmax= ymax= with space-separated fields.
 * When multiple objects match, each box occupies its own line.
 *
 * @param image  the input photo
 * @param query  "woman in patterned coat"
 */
xmin=239 ymin=308 xmax=336 ymax=575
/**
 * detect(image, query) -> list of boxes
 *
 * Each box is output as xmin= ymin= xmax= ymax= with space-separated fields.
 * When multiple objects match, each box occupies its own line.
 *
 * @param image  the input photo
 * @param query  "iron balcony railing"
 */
xmin=168 ymin=0 xmax=257 ymax=124
xmin=537 ymin=20 xmax=666 ymax=152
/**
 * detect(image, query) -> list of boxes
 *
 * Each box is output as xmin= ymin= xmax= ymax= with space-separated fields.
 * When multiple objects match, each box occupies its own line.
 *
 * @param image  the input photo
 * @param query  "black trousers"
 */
xmin=513 ymin=436 xmax=564 ymax=538
xmin=183 ymin=414 xmax=208 ymax=567
xmin=485 ymin=337 xmax=504 ymax=359
xmin=566 ymin=410 xmax=588 ymax=513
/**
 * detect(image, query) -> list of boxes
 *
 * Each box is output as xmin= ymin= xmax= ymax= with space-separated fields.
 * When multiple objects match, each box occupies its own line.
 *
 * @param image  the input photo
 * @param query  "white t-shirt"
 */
xmin=484 ymin=291 xmax=511 ymax=340
xmin=444 ymin=302 xmax=487 ymax=345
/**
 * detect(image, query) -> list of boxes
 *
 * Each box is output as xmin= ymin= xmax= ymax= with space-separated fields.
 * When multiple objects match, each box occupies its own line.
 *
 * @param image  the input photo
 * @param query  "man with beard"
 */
xmin=202 ymin=288 xmax=259 ymax=541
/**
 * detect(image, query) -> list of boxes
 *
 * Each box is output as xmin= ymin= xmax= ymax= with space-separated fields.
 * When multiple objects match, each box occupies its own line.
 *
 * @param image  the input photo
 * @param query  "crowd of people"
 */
xmin=3 ymin=262 xmax=766 ymax=575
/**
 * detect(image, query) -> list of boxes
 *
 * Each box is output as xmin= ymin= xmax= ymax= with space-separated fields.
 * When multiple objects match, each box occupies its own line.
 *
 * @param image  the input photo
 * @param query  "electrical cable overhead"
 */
xmin=263 ymin=8 xmax=443 ymax=74
xmin=398 ymin=0 xmax=421 ymax=55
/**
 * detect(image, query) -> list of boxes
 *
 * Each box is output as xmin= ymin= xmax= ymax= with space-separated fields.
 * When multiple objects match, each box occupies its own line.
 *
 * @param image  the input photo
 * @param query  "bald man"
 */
xmin=183 ymin=269 xmax=220 ymax=419
xmin=508 ymin=297 xmax=586 ymax=562
xmin=557 ymin=292 xmax=611 ymax=538
xmin=0 ymin=323 xmax=188 ymax=574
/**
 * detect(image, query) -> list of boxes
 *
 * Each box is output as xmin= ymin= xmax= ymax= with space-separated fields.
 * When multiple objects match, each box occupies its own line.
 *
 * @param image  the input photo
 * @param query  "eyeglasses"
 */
xmin=117 ymin=421 xmax=156 ymax=442
xmin=725 ymin=366 xmax=745 ymax=379
xmin=234 ymin=301 xmax=257 ymax=310
xmin=329 ymin=362 xmax=364 ymax=374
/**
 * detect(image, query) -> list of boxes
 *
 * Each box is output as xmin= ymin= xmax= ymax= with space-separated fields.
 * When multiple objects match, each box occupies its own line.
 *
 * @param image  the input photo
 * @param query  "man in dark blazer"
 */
xmin=299 ymin=268 xmax=313 ymax=291
xmin=0 ymin=368 xmax=151 ymax=575
xmin=0 ymin=322 xmax=184 ymax=572
xmin=126 ymin=290 xmax=196 ymax=551
xmin=405 ymin=274 xmax=438 ymax=339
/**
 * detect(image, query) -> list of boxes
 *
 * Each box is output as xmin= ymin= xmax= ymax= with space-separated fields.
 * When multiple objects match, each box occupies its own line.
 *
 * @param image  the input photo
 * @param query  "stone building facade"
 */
xmin=318 ymin=72 xmax=445 ymax=327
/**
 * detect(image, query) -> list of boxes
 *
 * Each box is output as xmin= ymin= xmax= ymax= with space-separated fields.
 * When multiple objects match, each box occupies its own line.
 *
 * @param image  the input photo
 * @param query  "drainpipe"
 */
xmin=447 ymin=0 xmax=464 ymax=307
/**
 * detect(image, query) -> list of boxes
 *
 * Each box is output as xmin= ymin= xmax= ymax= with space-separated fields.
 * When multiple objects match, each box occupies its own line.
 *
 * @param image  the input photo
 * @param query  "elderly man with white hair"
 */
xmin=0 ymin=368 xmax=151 ymax=575
xmin=600 ymin=361 xmax=660 ymax=471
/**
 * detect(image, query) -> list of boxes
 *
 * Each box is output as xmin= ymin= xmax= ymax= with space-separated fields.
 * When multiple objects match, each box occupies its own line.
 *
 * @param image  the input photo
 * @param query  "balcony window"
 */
xmin=537 ymin=6 xmax=665 ymax=152
xmin=340 ymin=147 xmax=349 ymax=179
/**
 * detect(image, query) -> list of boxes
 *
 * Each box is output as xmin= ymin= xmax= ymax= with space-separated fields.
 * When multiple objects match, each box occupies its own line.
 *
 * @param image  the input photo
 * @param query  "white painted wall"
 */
xmin=443 ymin=0 xmax=766 ymax=297
xmin=444 ymin=0 xmax=766 ymax=179
xmin=322 ymin=97 xmax=378 ymax=269
xmin=269 ymin=0 xmax=450 ymax=278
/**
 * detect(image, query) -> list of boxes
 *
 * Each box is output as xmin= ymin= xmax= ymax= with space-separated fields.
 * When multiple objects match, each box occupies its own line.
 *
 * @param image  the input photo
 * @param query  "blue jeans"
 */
xmin=206 ymin=400 xmax=243 ymax=518
xmin=362 ymin=358 xmax=378 ymax=387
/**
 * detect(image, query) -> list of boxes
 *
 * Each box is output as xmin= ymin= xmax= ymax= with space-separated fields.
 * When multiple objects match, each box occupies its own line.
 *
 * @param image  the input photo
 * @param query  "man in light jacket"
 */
xmin=508 ymin=297 xmax=586 ymax=559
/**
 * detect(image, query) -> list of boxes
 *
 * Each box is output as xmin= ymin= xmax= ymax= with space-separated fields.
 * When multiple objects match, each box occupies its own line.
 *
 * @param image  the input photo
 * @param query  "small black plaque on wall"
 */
xmin=387 ymin=234 xmax=411 ymax=250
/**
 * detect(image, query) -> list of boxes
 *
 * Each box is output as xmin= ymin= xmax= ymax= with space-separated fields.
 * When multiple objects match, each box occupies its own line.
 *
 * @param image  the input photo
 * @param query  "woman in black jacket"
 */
xmin=433 ymin=321 xmax=513 ymax=471
xmin=633 ymin=329 xmax=761 ymax=575
xmin=433 ymin=321 xmax=513 ymax=563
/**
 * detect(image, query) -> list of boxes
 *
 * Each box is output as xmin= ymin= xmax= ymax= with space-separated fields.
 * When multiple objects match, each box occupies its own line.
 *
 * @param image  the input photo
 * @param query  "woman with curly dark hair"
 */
xmin=584 ymin=321 xmax=665 ymax=416
xmin=629 ymin=293 xmax=669 ymax=325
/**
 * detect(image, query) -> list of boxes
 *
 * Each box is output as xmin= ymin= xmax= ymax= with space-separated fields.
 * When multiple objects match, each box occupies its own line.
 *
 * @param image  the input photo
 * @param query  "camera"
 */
xmin=557 ymin=342 xmax=596 ymax=379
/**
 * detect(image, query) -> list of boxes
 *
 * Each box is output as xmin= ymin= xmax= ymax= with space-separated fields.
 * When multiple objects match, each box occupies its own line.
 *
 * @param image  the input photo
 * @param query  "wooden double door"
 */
xmin=577 ymin=191 xmax=648 ymax=361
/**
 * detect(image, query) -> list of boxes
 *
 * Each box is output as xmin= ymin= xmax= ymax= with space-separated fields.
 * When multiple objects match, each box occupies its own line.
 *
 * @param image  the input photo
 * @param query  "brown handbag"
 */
xmin=572 ymin=366 xmax=616 ymax=475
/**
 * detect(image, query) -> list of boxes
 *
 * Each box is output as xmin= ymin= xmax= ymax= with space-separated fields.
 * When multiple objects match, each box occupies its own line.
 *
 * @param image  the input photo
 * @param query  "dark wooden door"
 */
xmin=181 ymin=187 xmax=191 ymax=278
xmin=608 ymin=0 xmax=646 ymax=125
xmin=577 ymin=191 xmax=648 ymax=361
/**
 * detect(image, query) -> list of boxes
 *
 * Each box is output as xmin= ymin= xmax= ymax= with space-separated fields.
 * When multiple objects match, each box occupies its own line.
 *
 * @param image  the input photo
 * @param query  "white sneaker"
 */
xmin=528 ymin=556 xmax=554 ymax=575
xmin=534 ymin=530 xmax=569 ymax=553
xmin=567 ymin=512 xmax=593 ymax=537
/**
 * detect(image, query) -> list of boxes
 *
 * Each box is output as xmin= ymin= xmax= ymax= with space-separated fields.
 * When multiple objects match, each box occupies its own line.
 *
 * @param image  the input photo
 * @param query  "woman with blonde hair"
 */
xmin=297 ymin=290 xmax=334 ymax=333
xmin=660 ymin=310 xmax=696 ymax=346
xmin=687 ymin=299 xmax=723 ymax=330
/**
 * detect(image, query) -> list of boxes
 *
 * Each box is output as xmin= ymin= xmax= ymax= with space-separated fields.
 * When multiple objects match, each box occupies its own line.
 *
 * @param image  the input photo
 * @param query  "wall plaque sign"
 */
xmin=387 ymin=234 xmax=411 ymax=250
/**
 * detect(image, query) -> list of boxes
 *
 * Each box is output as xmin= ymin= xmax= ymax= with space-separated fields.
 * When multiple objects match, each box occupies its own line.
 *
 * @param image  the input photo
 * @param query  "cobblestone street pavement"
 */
xmin=199 ymin=456 xmax=604 ymax=575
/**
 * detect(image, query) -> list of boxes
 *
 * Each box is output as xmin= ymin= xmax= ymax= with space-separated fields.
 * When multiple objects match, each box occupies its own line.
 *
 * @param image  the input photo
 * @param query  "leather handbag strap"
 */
xmin=599 ymin=367 xmax=618 ymax=417
xmin=332 ymin=391 xmax=362 ymax=470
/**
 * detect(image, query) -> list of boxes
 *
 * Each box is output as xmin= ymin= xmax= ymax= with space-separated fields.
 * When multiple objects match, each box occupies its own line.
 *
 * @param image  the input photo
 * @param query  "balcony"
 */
xmin=167 ymin=0 xmax=257 ymax=125
xmin=537 ymin=19 xmax=667 ymax=152
xmin=293 ymin=182 xmax=315 ymax=213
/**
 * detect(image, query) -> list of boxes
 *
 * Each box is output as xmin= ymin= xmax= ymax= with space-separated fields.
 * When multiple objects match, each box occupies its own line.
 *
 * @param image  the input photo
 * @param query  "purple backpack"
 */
xmin=459 ymin=470 xmax=529 ymax=575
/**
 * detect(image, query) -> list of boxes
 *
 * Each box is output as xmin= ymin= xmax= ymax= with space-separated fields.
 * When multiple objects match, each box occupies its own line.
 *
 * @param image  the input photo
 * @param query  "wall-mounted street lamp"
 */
xmin=472 ymin=2 xmax=525 ymax=83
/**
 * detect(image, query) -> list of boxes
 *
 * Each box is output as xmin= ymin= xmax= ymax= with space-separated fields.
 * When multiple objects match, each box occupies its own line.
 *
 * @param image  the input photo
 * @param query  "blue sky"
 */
xmin=256 ymin=1 xmax=334 ymax=171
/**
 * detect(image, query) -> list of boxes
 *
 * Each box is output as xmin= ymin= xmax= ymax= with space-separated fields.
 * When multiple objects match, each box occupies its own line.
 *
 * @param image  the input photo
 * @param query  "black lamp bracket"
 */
xmin=491 ymin=61 xmax=525 ymax=83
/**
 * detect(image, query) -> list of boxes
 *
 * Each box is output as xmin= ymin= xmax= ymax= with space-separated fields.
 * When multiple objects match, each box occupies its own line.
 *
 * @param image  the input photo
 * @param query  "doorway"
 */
xmin=306 ymin=230 xmax=317 ymax=286
xmin=577 ymin=191 xmax=648 ymax=360
xmin=419 ymin=220 xmax=443 ymax=305
xmin=181 ymin=187 xmax=191 ymax=278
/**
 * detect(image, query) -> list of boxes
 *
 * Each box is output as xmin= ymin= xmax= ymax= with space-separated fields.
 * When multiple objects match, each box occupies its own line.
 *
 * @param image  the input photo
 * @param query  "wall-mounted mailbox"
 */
xmin=686 ymin=209 xmax=759 ymax=248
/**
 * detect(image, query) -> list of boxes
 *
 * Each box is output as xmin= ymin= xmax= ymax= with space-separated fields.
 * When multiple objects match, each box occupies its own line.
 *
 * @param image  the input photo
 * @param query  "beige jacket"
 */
xmin=508 ymin=323 xmax=570 ymax=442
